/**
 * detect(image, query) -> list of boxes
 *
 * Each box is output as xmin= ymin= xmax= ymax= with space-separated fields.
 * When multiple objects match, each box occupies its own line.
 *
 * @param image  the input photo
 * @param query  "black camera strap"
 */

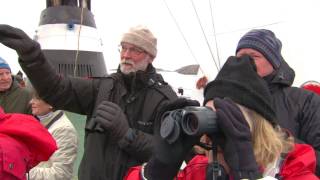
xmin=206 ymin=143 xmax=228 ymax=180
xmin=197 ymin=142 xmax=212 ymax=151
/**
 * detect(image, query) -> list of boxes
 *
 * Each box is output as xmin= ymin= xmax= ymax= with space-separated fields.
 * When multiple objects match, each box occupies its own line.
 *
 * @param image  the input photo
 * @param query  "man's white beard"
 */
xmin=120 ymin=58 xmax=149 ymax=75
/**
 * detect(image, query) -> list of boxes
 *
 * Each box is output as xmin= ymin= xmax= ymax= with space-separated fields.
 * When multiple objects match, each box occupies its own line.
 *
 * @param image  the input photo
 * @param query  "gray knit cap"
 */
xmin=236 ymin=29 xmax=282 ymax=69
xmin=121 ymin=25 xmax=157 ymax=57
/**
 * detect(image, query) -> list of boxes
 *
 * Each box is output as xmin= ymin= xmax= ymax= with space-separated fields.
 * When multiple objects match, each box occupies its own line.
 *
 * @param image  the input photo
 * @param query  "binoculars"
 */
xmin=160 ymin=106 xmax=220 ymax=144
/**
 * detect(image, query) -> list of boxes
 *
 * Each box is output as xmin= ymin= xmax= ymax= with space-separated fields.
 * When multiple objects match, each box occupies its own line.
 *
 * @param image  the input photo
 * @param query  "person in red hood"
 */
xmin=301 ymin=80 xmax=320 ymax=95
xmin=0 ymin=106 xmax=57 ymax=180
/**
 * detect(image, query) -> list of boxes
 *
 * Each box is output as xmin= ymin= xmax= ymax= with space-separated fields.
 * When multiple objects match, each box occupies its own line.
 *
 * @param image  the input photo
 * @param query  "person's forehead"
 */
xmin=0 ymin=68 xmax=11 ymax=73
xmin=121 ymin=42 xmax=140 ymax=48
xmin=237 ymin=48 xmax=264 ymax=56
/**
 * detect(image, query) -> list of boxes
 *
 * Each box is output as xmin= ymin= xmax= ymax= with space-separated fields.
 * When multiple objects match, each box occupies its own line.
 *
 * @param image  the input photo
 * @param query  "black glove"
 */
xmin=95 ymin=101 xmax=129 ymax=141
xmin=144 ymin=98 xmax=200 ymax=179
xmin=214 ymin=98 xmax=262 ymax=180
xmin=0 ymin=24 xmax=39 ymax=59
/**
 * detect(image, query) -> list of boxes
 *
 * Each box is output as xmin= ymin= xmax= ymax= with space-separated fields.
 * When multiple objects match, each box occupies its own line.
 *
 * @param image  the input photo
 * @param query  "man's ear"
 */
xmin=148 ymin=55 xmax=154 ymax=63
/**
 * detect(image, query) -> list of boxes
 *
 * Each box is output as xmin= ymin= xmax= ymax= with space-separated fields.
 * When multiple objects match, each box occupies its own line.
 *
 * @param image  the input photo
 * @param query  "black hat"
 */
xmin=204 ymin=55 xmax=276 ymax=126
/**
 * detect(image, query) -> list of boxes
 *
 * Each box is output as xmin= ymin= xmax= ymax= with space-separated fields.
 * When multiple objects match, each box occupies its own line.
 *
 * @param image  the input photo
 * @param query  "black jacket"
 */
xmin=20 ymin=52 xmax=178 ymax=180
xmin=265 ymin=60 xmax=320 ymax=175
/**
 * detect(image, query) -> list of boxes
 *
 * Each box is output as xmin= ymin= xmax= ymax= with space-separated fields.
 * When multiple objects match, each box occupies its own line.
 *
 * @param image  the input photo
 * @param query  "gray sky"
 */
xmin=0 ymin=0 xmax=320 ymax=86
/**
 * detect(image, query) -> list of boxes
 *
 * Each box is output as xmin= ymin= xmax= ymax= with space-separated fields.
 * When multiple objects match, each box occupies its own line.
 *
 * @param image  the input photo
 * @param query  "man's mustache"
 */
xmin=121 ymin=59 xmax=134 ymax=65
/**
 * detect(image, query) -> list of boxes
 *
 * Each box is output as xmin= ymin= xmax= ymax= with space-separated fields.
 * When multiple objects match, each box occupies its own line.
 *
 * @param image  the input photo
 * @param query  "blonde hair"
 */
xmin=238 ymin=105 xmax=294 ymax=168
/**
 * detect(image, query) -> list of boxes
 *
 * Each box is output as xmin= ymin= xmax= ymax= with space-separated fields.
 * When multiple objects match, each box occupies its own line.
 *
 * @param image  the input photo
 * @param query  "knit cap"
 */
xmin=0 ymin=56 xmax=11 ymax=71
xmin=204 ymin=55 xmax=277 ymax=126
xmin=236 ymin=29 xmax=282 ymax=69
xmin=121 ymin=25 xmax=157 ymax=57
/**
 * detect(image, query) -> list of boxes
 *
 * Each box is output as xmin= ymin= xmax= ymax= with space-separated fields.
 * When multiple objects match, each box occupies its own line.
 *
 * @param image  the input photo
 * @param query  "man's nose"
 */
xmin=121 ymin=50 xmax=133 ymax=59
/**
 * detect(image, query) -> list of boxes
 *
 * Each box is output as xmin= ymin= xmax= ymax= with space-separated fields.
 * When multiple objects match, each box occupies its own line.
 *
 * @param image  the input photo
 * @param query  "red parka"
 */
xmin=0 ymin=110 xmax=57 ymax=180
xmin=124 ymin=144 xmax=318 ymax=180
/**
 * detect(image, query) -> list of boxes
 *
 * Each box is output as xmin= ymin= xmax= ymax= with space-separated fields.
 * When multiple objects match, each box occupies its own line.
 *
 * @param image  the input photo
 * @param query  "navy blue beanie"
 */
xmin=0 ymin=56 xmax=11 ymax=71
xmin=236 ymin=29 xmax=282 ymax=69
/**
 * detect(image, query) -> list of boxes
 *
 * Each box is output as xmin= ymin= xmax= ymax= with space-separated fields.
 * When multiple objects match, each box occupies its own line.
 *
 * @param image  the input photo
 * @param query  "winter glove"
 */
xmin=95 ymin=101 xmax=129 ymax=141
xmin=144 ymin=98 xmax=201 ymax=180
xmin=0 ymin=24 xmax=40 ymax=60
xmin=214 ymin=98 xmax=262 ymax=180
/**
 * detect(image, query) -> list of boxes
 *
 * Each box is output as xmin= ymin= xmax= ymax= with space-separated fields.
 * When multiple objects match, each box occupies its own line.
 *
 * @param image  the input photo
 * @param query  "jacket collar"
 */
xmin=263 ymin=59 xmax=295 ymax=92
xmin=117 ymin=64 xmax=165 ymax=92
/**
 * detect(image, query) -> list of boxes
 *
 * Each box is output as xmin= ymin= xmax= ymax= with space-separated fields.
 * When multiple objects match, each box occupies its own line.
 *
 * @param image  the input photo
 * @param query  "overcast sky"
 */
xmin=0 ymin=0 xmax=320 ymax=86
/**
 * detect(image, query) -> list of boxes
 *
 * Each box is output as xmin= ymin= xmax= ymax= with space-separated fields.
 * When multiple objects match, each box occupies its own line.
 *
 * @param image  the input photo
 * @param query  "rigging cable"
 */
xmin=74 ymin=4 xmax=84 ymax=76
xmin=208 ymin=0 xmax=221 ymax=68
xmin=162 ymin=0 xmax=205 ymax=75
xmin=216 ymin=21 xmax=284 ymax=35
xmin=190 ymin=0 xmax=220 ymax=71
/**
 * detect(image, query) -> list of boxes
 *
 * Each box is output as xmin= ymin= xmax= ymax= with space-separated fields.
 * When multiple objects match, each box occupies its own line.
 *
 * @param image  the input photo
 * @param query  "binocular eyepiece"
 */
xmin=160 ymin=106 xmax=219 ymax=144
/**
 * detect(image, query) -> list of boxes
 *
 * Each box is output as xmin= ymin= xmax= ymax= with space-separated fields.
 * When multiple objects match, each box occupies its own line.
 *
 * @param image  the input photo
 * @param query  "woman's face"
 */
xmin=29 ymin=97 xmax=53 ymax=116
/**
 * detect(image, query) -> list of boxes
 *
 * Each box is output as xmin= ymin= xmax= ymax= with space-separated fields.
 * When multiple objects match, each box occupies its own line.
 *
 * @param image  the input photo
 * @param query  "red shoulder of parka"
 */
xmin=124 ymin=155 xmax=208 ymax=180
xmin=175 ymin=155 xmax=208 ymax=180
xmin=280 ymin=143 xmax=318 ymax=180
xmin=124 ymin=166 xmax=142 ymax=180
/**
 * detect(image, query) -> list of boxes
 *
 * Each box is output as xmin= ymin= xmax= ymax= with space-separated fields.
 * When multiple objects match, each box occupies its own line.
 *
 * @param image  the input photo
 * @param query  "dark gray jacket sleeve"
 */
xmin=18 ymin=46 xmax=98 ymax=115
xmin=299 ymin=91 xmax=320 ymax=175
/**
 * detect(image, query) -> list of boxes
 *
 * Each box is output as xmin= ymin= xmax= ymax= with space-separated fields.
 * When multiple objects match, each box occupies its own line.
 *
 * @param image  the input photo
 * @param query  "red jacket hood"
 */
xmin=280 ymin=143 xmax=317 ymax=179
xmin=0 ymin=113 xmax=57 ymax=168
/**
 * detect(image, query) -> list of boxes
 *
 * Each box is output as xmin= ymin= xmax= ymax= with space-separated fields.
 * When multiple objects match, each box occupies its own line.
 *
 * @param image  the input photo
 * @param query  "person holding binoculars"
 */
xmin=125 ymin=55 xmax=318 ymax=180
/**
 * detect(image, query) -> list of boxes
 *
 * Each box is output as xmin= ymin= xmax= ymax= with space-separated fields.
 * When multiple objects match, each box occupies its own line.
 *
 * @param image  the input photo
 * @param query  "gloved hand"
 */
xmin=144 ymin=98 xmax=201 ymax=179
xmin=0 ymin=24 xmax=39 ymax=59
xmin=95 ymin=101 xmax=129 ymax=141
xmin=214 ymin=98 xmax=262 ymax=180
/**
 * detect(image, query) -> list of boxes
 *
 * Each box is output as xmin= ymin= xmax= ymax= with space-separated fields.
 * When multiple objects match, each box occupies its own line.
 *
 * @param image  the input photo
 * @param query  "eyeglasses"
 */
xmin=118 ymin=45 xmax=145 ymax=56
